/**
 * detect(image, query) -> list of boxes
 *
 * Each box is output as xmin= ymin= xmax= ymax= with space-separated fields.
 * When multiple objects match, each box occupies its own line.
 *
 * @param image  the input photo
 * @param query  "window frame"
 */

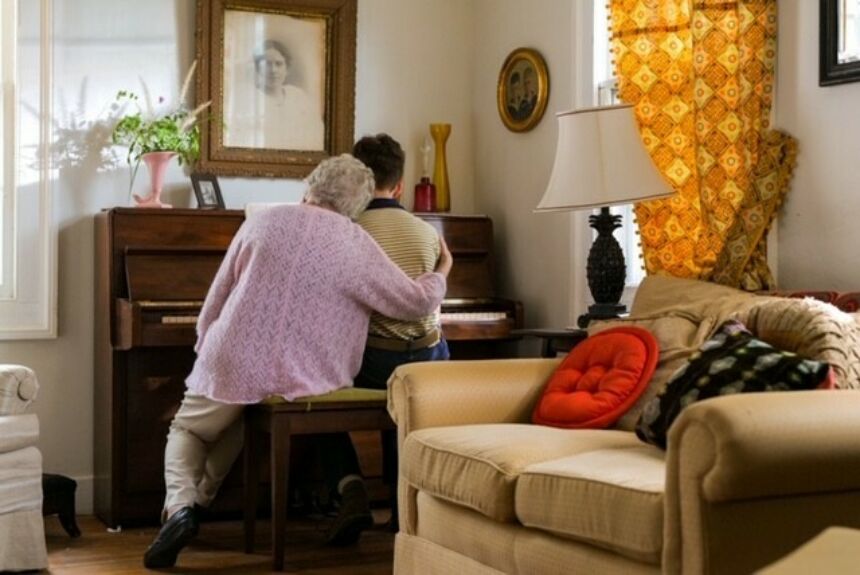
xmin=570 ymin=0 xmax=644 ymax=318
xmin=0 ymin=0 xmax=57 ymax=340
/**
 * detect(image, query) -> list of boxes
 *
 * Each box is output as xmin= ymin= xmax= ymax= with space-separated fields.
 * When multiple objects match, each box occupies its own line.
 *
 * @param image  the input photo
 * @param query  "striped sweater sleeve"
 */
xmin=349 ymin=226 xmax=446 ymax=321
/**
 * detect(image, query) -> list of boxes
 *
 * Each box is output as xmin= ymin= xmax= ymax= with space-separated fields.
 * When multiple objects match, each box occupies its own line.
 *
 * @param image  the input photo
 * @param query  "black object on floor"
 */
xmin=42 ymin=473 xmax=81 ymax=537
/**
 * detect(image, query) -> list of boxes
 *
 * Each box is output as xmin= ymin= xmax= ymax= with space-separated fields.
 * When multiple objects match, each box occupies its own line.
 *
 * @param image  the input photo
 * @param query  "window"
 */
xmin=0 ymin=0 xmax=14 ymax=299
xmin=591 ymin=0 xmax=645 ymax=291
xmin=0 ymin=0 xmax=56 ymax=339
xmin=840 ymin=0 xmax=860 ymax=63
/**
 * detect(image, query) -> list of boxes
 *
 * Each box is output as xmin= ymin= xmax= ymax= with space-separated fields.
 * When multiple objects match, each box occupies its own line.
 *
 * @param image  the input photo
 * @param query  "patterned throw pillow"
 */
xmin=636 ymin=320 xmax=833 ymax=449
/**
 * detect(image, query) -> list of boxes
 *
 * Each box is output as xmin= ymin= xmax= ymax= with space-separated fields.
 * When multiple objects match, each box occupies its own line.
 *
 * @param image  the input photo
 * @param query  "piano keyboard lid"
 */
xmin=124 ymin=246 xmax=226 ymax=303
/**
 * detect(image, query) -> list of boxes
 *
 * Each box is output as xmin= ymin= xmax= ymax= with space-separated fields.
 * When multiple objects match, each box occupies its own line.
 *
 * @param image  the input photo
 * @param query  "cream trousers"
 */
xmin=163 ymin=391 xmax=245 ymax=517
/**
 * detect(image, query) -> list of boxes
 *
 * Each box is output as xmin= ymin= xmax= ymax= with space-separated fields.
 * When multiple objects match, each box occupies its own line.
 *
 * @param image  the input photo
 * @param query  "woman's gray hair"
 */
xmin=304 ymin=154 xmax=375 ymax=220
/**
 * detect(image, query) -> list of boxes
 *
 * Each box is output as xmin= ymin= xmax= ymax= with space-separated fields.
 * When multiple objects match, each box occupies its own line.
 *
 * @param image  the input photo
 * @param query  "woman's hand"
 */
xmin=435 ymin=235 xmax=453 ymax=277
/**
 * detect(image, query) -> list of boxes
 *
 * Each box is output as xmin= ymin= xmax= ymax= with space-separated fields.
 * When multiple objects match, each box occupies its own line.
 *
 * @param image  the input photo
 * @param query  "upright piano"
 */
xmin=94 ymin=207 xmax=523 ymax=527
xmin=419 ymin=213 xmax=523 ymax=357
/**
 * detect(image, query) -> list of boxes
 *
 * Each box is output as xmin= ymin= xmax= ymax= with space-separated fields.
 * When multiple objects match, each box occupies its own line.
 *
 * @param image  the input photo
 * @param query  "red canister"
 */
xmin=413 ymin=177 xmax=436 ymax=212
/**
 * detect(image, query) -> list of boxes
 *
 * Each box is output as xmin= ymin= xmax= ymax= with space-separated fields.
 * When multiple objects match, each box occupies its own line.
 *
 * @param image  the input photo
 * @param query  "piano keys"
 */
xmin=107 ymin=212 xmax=522 ymax=351
xmin=418 ymin=213 xmax=523 ymax=355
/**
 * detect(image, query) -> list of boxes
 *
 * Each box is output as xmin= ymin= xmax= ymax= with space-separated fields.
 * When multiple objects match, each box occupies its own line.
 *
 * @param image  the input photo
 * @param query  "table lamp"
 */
xmin=536 ymin=104 xmax=674 ymax=327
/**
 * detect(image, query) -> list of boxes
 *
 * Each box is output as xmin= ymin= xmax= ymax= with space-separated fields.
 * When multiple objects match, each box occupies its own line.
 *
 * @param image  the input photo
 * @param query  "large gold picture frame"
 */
xmin=497 ymin=48 xmax=549 ymax=133
xmin=196 ymin=0 xmax=356 ymax=178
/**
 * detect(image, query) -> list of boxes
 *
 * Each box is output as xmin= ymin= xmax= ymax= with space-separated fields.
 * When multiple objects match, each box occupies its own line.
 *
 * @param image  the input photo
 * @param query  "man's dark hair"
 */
xmin=352 ymin=134 xmax=405 ymax=191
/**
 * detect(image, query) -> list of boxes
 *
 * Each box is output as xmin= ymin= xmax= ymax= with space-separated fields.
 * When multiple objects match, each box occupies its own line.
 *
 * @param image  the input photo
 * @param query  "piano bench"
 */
xmin=242 ymin=388 xmax=394 ymax=571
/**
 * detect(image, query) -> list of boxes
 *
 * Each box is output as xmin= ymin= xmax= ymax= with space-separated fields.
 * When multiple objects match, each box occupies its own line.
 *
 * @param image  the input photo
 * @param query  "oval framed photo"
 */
xmin=497 ymin=48 xmax=550 ymax=132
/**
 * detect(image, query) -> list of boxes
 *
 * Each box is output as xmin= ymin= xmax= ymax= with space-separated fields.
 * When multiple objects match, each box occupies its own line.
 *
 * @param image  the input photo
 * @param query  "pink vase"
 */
xmin=134 ymin=151 xmax=176 ymax=208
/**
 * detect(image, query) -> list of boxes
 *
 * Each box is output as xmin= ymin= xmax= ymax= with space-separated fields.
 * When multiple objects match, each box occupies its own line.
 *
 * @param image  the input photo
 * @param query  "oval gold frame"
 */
xmin=497 ymin=48 xmax=550 ymax=132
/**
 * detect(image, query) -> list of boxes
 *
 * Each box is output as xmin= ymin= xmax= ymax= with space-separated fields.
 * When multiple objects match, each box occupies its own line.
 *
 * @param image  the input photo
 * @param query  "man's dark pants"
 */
xmin=354 ymin=339 xmax=450 ymax=511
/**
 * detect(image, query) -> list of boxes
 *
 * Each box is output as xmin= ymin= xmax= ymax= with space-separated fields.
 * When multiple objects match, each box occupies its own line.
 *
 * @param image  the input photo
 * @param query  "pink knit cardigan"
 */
xmin=186 ymin=204 xmax=446 ymax=403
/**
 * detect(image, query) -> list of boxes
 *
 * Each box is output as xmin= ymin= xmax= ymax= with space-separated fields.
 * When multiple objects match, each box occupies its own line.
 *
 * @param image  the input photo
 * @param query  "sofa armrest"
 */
xmin=387 ymin=358 xmax=560 ymax=438
xmin=668 ymin=390 xmax=860 ymax=502
xmin=663 ymin=390 xmax=860 ymax=574
xmin=0 ymin=365 xmax=39 ymax=416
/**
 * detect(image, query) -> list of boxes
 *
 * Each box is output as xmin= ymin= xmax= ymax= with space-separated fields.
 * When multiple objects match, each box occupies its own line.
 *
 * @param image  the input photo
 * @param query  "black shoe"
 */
xmin=143 ymin=506 xmax=199 ymax=569
xmin=325 ymin=480 xmax=373 ymax=546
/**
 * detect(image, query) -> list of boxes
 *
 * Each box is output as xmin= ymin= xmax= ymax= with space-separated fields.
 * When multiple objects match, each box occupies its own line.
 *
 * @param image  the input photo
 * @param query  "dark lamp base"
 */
xmin=577 ymin=303 xmax=627 ymax=329
xmin=580 ymin=206 xmax=628 ymax=328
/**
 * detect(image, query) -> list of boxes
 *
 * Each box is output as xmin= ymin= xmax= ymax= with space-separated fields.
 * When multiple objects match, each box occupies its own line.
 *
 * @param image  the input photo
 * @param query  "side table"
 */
xmin=512 ymin=328 xmax=588 ymax=358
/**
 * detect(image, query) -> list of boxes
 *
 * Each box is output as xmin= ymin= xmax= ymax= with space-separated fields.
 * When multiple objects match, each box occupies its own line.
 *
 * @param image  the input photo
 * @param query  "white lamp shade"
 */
xmin=536 ymin=104 xmax=674 ymax=212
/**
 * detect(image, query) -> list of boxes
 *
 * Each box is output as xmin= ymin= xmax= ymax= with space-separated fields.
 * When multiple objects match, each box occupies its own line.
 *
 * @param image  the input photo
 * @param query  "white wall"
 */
xmin=357 ymin=0 xmax=475 ymax=213
xmin=776 ymin=1 xmax=860 ymax=289
xmin=0 ymin=0 xmax=476 ymax=513
xmin=472 ymin=0 xmax=575 ymax=329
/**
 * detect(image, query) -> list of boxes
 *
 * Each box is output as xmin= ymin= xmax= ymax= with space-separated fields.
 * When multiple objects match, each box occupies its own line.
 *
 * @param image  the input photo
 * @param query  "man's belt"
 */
xmin=366 ymin=328 xmax=441 ymax=352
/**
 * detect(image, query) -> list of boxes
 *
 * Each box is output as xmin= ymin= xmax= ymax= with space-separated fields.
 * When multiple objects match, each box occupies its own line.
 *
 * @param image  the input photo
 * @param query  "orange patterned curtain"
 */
xmin=609 ymin=0 xmax=797 ymax=290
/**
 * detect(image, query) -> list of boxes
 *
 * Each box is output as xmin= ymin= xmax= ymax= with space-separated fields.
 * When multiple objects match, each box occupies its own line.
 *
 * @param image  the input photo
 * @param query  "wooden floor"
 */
xmin=45 ymin=512 xmax=394 ymax=574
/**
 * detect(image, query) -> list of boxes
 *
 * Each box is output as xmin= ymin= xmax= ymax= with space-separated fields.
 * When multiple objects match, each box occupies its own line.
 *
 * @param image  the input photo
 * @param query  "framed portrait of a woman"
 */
xmin=196 ymin=0 xmax=357 ymax=178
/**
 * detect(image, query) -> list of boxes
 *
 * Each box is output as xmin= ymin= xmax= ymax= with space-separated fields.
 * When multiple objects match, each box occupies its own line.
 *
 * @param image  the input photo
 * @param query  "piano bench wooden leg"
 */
xmin=245 ymin=400 xmax=394 ymax=571
xmin=243 ymin=412 xmax=261 ymax=554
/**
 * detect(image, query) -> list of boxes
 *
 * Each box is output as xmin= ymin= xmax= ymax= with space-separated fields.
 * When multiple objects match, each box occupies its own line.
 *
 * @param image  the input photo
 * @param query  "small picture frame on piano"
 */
xmin=191 ymin=173 xmax=225 ymax=210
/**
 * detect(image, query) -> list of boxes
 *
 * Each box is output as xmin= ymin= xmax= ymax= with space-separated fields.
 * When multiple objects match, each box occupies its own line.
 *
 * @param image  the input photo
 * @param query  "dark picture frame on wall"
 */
xmin=191 ymin=173 xmax=225 ymax=209
xmin=195 ymin=0 xmax=357 ymax=178
xmin=820 ymin=0 xmax=860 ymax=86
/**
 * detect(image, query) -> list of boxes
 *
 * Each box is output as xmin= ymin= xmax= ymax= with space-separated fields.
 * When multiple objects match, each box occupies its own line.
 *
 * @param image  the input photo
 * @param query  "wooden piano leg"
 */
xmin=243 ymin=411 xmax=260 ymax=554
xmin=270 ymin=416 xmax=291 ymax=571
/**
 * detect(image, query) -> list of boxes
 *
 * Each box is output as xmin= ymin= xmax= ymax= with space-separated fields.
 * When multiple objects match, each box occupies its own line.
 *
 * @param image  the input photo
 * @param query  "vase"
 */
xmin=134 ymin=151 xmax=176 ymax=208
xmin=430 ymin=123 xmax=451 ymax=212
xmin=413 ymin=177 xmax=436 ymax=212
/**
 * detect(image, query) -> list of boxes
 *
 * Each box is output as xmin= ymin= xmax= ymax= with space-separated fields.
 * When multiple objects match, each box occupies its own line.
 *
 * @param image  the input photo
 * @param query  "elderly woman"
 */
xmin=144 ymin=155 xmax=451 ymax=568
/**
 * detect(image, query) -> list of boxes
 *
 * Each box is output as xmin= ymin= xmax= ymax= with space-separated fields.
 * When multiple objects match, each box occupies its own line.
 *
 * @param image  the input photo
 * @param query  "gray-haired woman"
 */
xmin=144 ymin=154 xmax=452 ymax=568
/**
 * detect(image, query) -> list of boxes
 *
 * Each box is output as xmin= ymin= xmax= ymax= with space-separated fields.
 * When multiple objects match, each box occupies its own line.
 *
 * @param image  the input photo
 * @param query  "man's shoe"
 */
xmin=143 ymin=506 xmax=199 ymax=569
xmin=325 ymin=480 xmax=373 ymax=546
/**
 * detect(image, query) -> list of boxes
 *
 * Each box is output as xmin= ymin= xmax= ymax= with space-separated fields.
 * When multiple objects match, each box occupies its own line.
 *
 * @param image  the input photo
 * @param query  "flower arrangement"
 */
xmin=111 ymin=61 xmax=210 ymax=191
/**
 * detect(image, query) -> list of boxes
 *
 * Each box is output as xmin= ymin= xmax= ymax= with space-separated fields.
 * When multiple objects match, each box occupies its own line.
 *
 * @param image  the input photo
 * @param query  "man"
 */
xmin=350 ymin=133 xmax=451 ymax=532
xmin=507 ymin=71 xmax=524 ymax=119
xmin=142 ymin=155 xmax=452 ymax=568
xmin=521 ymin=67 xmax=538 ymax=117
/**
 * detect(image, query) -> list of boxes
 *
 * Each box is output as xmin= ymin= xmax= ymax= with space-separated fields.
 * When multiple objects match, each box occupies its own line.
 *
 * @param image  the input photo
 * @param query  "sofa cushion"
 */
xmin=743 ymin=297 xmax=860 ymax=389
xmin=515 ymin=445 xmax=665 ymax=564
xmin=589 ymin=312 xmax=716 ymax=431
xmin=401 ymin=424 xmax=640 ymax=522
xmin=412 ymin=491 xmax=660 ymax=575
xmin=636 ymin=320 xmax=833 ymax=449
xmin=630 ymin=274 xmax=766 ymax=319
xmin=532 ymin=327 xmax=658 ymax=429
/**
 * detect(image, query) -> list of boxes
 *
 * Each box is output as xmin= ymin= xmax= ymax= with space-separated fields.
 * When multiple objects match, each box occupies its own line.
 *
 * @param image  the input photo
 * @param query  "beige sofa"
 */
xmin=387 ymin=277 xmax=860 ymax=574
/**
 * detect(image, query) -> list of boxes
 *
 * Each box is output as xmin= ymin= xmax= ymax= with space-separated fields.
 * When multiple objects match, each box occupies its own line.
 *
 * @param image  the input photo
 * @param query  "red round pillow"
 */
xmin=532 ymin=326 xmax=659 ymax=429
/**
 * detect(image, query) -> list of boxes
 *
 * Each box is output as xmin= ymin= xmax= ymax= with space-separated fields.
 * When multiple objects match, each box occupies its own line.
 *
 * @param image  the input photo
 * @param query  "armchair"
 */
xmin=0 ymin=365 xmax=48 ymax=572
